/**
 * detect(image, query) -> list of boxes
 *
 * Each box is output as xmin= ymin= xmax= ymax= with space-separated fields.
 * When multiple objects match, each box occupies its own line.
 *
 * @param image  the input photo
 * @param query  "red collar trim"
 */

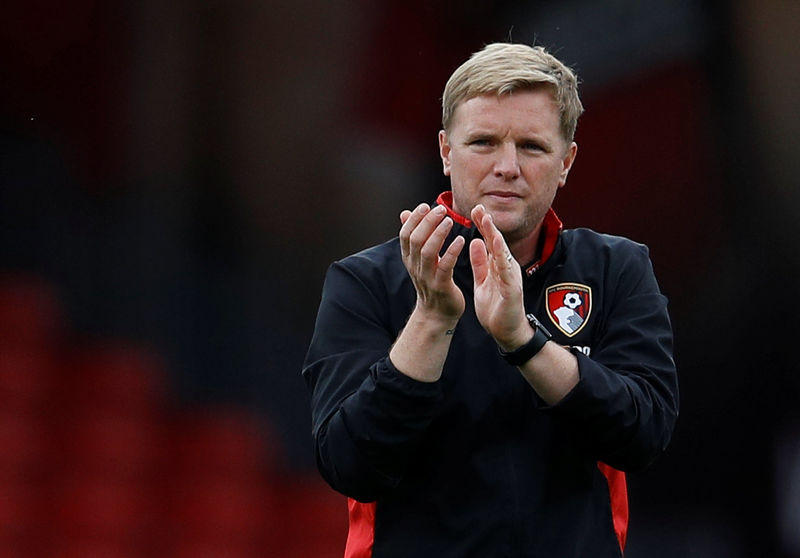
xmin=525 ymin=208 xmax=563 ymax=276
xmin=435 ymin=191 xmax=562 ymax=275
xmin=436 ymin=191 xmax=472 ymax=228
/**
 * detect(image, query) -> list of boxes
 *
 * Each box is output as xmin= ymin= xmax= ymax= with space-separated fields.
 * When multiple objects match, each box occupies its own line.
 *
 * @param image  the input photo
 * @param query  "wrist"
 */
xmin=390 ymin=305 xmax=461 ymax=384
xmin=497 ymin=323 xmax=535 ymax=352
xmin=409 ymin=304 xmax=460 ymax=335
xmin=498 ymin=314 xmax=553 ymax=366
xmin=496 ymin=313 xmax=537 ymax=352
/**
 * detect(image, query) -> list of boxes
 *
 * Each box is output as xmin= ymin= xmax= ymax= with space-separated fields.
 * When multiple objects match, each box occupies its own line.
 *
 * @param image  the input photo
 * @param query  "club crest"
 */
xmin=545 ymin=283 xmax=592 ymax=337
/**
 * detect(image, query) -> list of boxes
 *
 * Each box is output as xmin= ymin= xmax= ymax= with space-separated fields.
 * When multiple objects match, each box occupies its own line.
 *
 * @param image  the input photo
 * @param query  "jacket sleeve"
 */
xmin=302 ymin=258 xmax=443 ymax=502
xmin=541 ymin=243 xmax=679 ymax=471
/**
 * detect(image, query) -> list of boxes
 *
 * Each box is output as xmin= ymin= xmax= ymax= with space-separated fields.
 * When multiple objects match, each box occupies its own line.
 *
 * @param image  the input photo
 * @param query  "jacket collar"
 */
xmin=435 ymin=191 xmax=563 ymax=276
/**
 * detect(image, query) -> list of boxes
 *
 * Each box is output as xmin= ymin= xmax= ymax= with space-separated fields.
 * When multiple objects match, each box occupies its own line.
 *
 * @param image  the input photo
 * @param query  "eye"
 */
xmin=520 ymin=141 xmax=544 ymax=152
xmin=468 ymin=138 xmax=492 ymax=147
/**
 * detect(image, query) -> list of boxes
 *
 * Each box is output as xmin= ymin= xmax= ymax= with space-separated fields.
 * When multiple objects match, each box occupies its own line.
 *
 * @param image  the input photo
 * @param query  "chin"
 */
xmin=492 ymin=215 xmax=529 ymax=240
xmin=484 ymin=204 xmax=520 ymax=223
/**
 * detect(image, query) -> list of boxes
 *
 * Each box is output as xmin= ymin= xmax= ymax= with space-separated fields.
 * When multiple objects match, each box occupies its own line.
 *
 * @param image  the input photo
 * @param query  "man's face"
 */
xmin=439 ymin=88 xmax=577 ymax=244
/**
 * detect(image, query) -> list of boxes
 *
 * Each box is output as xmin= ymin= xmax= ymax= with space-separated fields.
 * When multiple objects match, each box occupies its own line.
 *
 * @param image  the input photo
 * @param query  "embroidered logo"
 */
xmin=545 ymin=283 xmax=592 ymax=337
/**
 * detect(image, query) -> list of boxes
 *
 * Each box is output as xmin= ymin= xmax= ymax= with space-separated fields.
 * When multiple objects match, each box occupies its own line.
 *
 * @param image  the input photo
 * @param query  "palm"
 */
xmin=411 ymin=273 xmax=465 ymax=320
xmin=398 ymin=203 xmax=467 ymax=323
xmin=472 ymin=246 xmax=524 ymax=341
xmin=469 ymin=207 xmax=529 ymax=349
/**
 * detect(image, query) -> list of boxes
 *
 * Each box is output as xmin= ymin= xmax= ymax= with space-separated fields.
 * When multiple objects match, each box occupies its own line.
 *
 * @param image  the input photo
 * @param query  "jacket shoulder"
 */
xmin=560 ymin=228 xmax=654 ymax=272
xmin=323 ymin=238 xmax=412 ymax=322
xmin=336 ymin=237 xmax=402 ymax=272
xmin=330 ymin=238 xmax=408 ymax=289
xmin=561 ymin=228 xmax=649 ymax=256
xmin=559 ymin=228 xmax=661 ymax=300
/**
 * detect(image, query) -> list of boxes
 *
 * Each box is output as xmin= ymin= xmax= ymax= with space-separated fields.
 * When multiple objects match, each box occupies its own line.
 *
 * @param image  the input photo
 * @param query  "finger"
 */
xmin=408 ymin=205 xmax=447 ymax=265
xmin=480 ymin=213 xmax=503 ymax=260
xmin=478 ymin=213 xmax=511 ymax=263
xmin=400 ymin=209 xmax=412 ymax=225
xmin=470 ymin=204 xmax=487 ymax=236
xmin=436 ymin=234 xmax=465 ymax=279
xmin=469 ymin=238 xmax=489 ymax=285
xmin=471 ymin=211 xmax=517 ymax=286
xmin=490 ymin=234 xmax=517 ymax=269
xmin=418 ymin=212 xmax=453 ymax=276
xmin=491 ymin=232 xmax=518 ymax=285
xmin=470 ymin=205 xmax=502 ymax=258
xmin=399 ymin=203 xmax=430 ymax=258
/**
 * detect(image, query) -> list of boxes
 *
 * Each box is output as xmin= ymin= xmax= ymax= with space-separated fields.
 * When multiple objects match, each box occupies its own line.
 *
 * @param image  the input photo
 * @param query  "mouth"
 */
xmin=485 ymin=191 xmax=522 ymax=201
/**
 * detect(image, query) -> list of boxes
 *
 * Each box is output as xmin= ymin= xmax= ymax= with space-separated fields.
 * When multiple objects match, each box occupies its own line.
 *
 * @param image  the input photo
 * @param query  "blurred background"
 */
xmin=1 ymin=0 xmax=799 ymax=556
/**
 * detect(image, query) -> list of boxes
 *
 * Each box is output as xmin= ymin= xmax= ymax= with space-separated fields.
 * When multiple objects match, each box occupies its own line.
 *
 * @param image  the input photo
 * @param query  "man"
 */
xmin=303 ymin=43 xmax=678 ymax=558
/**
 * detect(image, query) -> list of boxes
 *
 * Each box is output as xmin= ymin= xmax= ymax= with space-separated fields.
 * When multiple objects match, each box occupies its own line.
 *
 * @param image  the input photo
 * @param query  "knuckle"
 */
xmin=433 ymin=221 xmax=448 ymax=237
xmin=427 ymin=210 xmax=445 ymax=224
xmin=409 ymin=230 xmax=426 ymax=250
xmin=420 ymin=245 xmax=436 ymax=259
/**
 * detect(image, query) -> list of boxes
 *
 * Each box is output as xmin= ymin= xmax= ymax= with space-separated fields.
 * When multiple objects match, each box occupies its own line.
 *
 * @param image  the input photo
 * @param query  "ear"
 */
xmin=438 ymin=130 xmax=452 ymax=177
xmin=558 ymin=142 xmax=578 ymax=188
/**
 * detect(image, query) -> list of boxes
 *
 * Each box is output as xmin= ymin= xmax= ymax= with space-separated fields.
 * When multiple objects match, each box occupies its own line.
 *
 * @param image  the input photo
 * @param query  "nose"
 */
xmin=493 ymin=142 xmax=520 ymax=181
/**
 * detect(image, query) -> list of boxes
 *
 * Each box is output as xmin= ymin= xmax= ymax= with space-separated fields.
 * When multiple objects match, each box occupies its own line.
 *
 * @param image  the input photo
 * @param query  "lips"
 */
xmin=485 ymin=191 xmax=521 ymax=199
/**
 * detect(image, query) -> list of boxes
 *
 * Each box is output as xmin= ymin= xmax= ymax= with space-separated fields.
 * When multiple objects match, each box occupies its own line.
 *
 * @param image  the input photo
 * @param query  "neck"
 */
xmin=506 ymin=225 xmax=542 ymax=267
xmin=434 ymin=192 xmax=561 ymax=269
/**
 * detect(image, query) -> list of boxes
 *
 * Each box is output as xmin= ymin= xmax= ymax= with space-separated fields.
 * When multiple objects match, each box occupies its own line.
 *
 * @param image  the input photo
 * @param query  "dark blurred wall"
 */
xmin=2 ymin=1 xmax=799 ymax=557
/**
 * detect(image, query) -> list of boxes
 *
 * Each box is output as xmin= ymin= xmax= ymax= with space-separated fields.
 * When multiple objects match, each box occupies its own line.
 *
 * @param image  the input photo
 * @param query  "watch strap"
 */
xmin=499 ymin=314 xmax=553 ymax=366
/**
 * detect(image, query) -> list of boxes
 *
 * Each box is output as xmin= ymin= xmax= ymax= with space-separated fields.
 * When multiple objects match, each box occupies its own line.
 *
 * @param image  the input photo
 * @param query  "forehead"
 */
xmin=450 ymin=89 xmax=561 ymax=136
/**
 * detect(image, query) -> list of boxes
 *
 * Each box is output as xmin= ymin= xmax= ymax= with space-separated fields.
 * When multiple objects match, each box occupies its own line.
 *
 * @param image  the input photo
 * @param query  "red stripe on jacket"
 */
xmin=344 ymin=499 xmax=376 ymax=558
xmin=598 ymin=462 xmax=629 ymax=552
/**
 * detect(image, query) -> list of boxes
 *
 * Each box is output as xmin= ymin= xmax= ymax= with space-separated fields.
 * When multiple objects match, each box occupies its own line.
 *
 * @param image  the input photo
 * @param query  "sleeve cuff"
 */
xmin=374 ymin=357 xmax=445 ymax=401
xmin=536 ymin=347 xmax=589 ymax=413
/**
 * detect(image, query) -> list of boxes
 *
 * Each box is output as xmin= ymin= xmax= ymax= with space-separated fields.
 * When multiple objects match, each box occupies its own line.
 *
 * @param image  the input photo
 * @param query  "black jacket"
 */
xmin=303 ymin=196 xmax=678 ymax=558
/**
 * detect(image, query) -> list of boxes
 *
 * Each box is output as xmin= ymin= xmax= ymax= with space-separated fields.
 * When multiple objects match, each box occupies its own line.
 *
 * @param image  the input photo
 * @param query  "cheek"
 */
xmin=450 ymin=186 xmax=475 ymax=217
xmin=457 ymin=154 xmax=489 ymax=181
xmin=448 ymin=156 xmax=468 ymax=183
xmin=526 ymin=161 xmax=561 ymax=183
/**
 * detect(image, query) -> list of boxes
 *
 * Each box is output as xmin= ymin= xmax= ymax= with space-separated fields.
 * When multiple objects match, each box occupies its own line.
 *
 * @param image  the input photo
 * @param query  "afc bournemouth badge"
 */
xmin=545 ymin=283 xmax=592 ymax=337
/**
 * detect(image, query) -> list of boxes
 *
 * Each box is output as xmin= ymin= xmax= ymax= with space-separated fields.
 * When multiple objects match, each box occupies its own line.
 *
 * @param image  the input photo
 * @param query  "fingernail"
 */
xmin=434 ymin=205 xmax=446 ymax=214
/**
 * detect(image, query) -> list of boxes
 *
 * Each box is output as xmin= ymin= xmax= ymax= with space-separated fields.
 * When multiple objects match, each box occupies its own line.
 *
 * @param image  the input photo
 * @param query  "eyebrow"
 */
xmin=463 ymin=128 xmax=496 ymax=138
xmin=462 ymin=129 xmax=555 ymax=151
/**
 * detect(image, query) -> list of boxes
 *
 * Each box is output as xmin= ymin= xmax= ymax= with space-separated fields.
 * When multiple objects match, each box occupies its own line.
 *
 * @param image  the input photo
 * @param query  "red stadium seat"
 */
xmin=169 ymin=538 xmax=263 ymax=558
xmin=167 ymin=406 xmax=282 ymax=481
xmin=58 ymin=341 xmax=167 ymax=418
xmin=162 ymin=406 xmax=286 ymax=553
xmin=0 ymin=478 xmax=43 ymax=537
xmin=55 ymin=412 xmax=165 ymax=482
xmin=0 ymin=475 xmax=49 ymax=558
xmin=0 ymin=347 xmax=57 ymax=412
xmin=45 ymin=537 xmax=149 ymax=558
xmin=49 ymin=474 xmax=158 ymax=543
xmin=277 ymin=475 xmax=348 ymax=558
xmin=0 ymin=407 xmax=49 ymax=480
xmin=0 ymin=273 xmax=305 ymax=558
xmin=167 ymin=477 xmax=269 ymax=541
xmin=0 ymin=273 xmax=63 ymax=349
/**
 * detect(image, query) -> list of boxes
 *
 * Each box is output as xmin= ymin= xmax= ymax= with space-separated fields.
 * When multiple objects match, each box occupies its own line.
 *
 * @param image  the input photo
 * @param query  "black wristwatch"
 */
xmin=499 ymin=313 xmax=553 ymax=366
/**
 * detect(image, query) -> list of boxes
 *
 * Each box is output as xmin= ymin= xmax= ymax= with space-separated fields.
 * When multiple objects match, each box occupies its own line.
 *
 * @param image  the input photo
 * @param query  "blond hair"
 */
xmin=442 ymin=43 xmax=583 ymax=141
